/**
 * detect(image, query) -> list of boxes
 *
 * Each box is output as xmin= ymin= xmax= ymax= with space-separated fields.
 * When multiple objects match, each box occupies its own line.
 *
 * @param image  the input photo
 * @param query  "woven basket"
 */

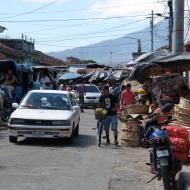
xmin=127 ymin=104 xmax=149 ymax=114
xmin=120 ymin=138 xmax=140 ymax=147
xmin=179 ymin=97 xmax=190 ymax=109
xmin=175 ymin=112 xmax=190 ymax=124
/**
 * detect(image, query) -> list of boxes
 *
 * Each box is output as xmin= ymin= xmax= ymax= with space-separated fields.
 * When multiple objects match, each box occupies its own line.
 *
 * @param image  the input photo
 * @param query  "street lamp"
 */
xmin=123 ymin=36 xmax=142 ymax=53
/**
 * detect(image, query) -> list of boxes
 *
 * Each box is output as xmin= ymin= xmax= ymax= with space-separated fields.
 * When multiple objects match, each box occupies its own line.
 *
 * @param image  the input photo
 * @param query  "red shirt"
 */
xmin=121 ymin=89 xmax=134 ymax=106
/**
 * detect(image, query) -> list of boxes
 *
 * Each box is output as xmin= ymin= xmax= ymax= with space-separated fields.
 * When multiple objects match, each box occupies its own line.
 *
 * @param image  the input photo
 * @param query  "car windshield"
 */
xmin=85 ymin=85 xmax=99 ymax=93
xmin=20 ymin=92 xmax=71 ymax=110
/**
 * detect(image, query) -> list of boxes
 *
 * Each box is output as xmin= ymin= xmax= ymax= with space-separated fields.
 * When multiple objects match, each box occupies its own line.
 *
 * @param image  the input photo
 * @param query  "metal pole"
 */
xmin=172 ymin=0 xmax=184 ymax=53
xmin=150 ymin=10 xmax=154 ymax=52
xmin=110 ymin=51 xmax=113 ymax=65
xmin=168 ymin=0 xmax=173 ymax=51
xmin=138 ymin=39 xmax=142 ymax=53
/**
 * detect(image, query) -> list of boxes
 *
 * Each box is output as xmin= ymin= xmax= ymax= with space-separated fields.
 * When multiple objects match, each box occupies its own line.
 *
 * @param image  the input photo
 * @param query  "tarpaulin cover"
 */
xmin=88 ymin=70 xmax=126 ymax=82
xmin=58 ymin=72 xmax=82 ymax=81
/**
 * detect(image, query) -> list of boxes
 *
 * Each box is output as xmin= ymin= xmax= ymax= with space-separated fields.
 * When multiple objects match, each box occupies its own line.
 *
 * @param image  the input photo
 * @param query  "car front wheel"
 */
xmin=74 ymin=123 xmax=79 ymax=137
xmin=9 ymin=135 xmax=17 ymax=143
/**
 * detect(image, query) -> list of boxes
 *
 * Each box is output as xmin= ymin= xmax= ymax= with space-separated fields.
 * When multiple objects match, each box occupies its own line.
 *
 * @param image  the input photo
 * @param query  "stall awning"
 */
xmin=58 ymin=72 xmax=82 ymax=81
xmin=153 ymin=52 xmax=190 ymax=65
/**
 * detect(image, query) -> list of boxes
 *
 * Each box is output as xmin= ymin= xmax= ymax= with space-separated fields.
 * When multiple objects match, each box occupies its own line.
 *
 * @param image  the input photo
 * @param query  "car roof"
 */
xmin=29 ymin=90 xmax=70 ymax=95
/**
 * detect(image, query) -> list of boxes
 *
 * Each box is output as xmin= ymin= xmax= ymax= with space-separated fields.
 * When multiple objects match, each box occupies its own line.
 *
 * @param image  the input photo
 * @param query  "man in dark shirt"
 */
xmin=99 ymin=85 xmax=118 ymax=145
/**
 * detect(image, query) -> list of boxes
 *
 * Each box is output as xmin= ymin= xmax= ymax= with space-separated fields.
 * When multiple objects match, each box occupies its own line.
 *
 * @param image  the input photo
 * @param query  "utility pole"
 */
xmin=110 ymin=51 xmax=113 ymax=66
xmin=172 ymin=0 xmax=184 ymax=53
xmin=168 ymin=0 xmax=173 ymax=51
xmin=138 ymin=39 xmax=142 ymax=53
xmin=150 ymin=10 xmax=154 ymax=52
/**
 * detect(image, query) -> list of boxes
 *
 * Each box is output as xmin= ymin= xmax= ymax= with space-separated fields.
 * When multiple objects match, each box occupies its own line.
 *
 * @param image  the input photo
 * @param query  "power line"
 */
xmin=36 ymin=39 xmax=165 ymax=49
xmin=9 ymin=18 xmax=147 ymax=35
xmin=0 ymin=1 xmax=159 ymax=16
xmin=34 ymin=18 xmax=149 ymax=41
xmin=36 ymin=33 xmax=146 ymax=43
xmin=0 ymin=0 xmax=60 ymax=20
xmin=0 ymin=15 xmax=150 ymax=23
xmin=35 ymin=29 xmax=168 ymax=43
xmin=154 ymin=4 xmax=168 ymax=35
xmin=185 ymin=0 xmax=190 ymax=41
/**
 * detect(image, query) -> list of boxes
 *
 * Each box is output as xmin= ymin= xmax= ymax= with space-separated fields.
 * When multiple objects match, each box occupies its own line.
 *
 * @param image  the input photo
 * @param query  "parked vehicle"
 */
xmin=8 ymin=90 xmax=80 ymax=143
xmin=143 ymin=106 xmax=182 ymax=190
xmin=0 ymin=60 xmax=32 ymax=102
xmin=0 ymin=60 xmax=32 ymax=122
xmin=84 ymin=84 xmax=101 ymax=107
xmin=32 ymin=66 xmax=67 ymax=89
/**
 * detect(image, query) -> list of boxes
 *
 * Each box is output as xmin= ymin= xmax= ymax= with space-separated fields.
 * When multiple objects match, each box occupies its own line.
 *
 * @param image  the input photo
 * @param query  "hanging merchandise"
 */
xmin=152 ymin=74 xmax=186 ymax=105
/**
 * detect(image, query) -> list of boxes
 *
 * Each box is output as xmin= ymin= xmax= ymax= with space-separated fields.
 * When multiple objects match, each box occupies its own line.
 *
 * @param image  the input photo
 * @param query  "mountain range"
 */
xmin=48 ymin=21 xmax=168 ymax=65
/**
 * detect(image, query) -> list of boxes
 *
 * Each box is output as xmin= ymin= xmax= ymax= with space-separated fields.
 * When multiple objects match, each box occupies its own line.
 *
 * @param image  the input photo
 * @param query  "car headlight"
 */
xmin=52 ymin=120 xmax=71 ymax=126
xmin=10 ymin=118 xmax=25 ymax=125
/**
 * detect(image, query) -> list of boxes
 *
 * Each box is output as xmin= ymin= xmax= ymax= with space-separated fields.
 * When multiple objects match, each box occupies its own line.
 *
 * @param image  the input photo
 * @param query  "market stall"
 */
xmin=123 ymin=51 xmax=190 ymax=163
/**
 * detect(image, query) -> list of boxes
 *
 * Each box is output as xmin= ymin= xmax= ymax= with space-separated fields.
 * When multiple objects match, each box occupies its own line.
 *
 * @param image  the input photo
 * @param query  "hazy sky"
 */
xmin=0 ymin=0 xmax=187 ymax=53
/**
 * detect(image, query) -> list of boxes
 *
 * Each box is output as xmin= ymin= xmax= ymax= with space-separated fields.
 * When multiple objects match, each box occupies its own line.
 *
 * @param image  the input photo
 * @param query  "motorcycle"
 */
xmin=143 ymin=104 xmax=182 ymax=190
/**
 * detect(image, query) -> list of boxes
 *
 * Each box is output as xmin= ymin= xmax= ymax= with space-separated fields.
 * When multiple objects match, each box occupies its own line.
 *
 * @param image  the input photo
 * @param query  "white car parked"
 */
xmin=8 ymin=90 xmax=80 ymax=143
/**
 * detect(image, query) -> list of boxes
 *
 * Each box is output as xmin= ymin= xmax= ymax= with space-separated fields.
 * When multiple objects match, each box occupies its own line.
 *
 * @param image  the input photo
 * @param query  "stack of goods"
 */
xmin=173 ymin=97 xmax=190 ymax=142
xmin=164 ymin=125 xmax=189 ymax=163
xmin=120 ymin=115 xmax=142 ymax=147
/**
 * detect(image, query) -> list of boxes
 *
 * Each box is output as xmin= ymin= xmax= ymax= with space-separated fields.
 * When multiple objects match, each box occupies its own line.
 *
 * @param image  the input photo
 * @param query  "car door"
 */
xmin=69 ymin=94 xmax=80 ymax=127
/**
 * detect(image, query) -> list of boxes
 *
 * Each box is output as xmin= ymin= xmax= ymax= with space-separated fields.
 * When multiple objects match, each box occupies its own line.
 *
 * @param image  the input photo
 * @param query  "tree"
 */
xmin=80 ymin=59 xmax=96 ymax=64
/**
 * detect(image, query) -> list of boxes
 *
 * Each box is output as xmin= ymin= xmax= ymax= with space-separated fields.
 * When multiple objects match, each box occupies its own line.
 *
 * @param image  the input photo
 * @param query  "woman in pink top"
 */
xmin=120 ymin=83 xmax=134 ymax=110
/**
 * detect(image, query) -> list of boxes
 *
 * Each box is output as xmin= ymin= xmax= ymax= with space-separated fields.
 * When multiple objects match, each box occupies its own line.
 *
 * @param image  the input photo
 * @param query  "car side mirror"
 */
xmin=12 ymin=103 xmax=19 ymax=108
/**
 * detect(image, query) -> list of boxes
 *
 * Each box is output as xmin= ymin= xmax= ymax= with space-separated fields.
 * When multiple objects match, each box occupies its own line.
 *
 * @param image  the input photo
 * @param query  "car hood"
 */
xmin=11 ymin=108 xmax=73 ymax=120
xmin=85 ymin=92 xmax=101 ymax=97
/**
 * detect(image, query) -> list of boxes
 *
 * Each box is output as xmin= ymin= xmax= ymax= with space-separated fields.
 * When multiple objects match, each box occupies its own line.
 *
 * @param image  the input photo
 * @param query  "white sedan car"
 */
xmin=8 ymin=90 xmax=80 ymax=143
xmin=84 ymin=84 xmax=101 ymax=107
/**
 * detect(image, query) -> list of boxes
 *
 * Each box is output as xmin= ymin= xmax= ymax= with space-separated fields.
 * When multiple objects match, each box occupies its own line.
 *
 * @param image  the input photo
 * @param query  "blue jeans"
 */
xmin=104 ymin=115 xmax=118 ymax=131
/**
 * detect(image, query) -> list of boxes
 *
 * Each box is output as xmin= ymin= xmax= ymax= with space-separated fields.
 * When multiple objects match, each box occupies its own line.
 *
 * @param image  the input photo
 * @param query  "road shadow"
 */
xmin=0 ymin=130 xmax=8 ymax=141
xmin=16 ymin=134 xmax=97 ymax=148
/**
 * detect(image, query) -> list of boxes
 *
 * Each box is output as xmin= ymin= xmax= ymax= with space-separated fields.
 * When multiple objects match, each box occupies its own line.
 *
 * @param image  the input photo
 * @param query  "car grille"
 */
xmin=22 ymin=119 xmax=53 ymax=125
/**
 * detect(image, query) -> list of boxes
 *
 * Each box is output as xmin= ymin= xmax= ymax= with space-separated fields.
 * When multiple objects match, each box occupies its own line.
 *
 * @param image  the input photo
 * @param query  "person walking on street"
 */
xmin=99 ymin=85 xmax=119 ymax=145
xmin=77 ymin=83 xmax=86 ymax=112
xmin=120 ymin=83 xmax=134 ymax=111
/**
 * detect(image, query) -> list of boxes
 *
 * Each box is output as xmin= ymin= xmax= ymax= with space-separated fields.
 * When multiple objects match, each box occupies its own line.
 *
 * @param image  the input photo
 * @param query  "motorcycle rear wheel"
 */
xmin=161 ymin=165 xmax=171 ymax=190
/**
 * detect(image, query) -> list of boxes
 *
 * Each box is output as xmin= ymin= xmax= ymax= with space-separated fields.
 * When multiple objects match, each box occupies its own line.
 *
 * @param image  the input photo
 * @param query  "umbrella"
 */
xmin=58 ymin=72 xmax=82 ymax=81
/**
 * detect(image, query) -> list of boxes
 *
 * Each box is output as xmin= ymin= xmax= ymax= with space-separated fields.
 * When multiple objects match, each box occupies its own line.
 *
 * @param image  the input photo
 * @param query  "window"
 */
xmin=85 ymin=85 xmax=100 ymax=93
xmin=20 ymin=92 xmax=71 ymax=110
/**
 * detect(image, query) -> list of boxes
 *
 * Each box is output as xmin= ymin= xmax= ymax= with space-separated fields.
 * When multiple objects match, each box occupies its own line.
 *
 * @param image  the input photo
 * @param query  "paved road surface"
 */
xmin=0 ymin=109 xmax=164 ymax=190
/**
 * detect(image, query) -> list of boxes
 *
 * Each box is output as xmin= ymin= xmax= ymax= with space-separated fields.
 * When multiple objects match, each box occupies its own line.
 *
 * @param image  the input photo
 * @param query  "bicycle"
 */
xmin=94 ymin=108 xmax=107 ymax=147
